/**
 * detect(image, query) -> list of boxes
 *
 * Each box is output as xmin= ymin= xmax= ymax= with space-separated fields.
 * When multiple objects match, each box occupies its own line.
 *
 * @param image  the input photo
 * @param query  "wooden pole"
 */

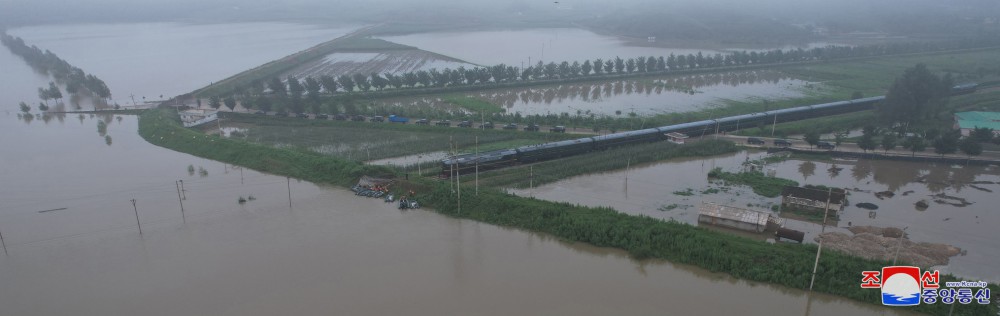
xmin=131 ymin=199 xmax=142 ymax=236
xmin=892 ymin=227 xmax=908 ymax=265
xmin=179 ymin=180 xmax=186 ymax=200
xmin=457 ymin=141 xmax=461 ymax=214
xmin=175 ymin=181 xmax=186 ymax=223
xmin=809 ymin=188 xmax=833 ymax=291
xmin=0 ymin=227 xmax=7 ymax=255
xmin=771 ymin=114 xmax=777 ymax=137
xmin=286 ymin=177 xmax=292 ymax=208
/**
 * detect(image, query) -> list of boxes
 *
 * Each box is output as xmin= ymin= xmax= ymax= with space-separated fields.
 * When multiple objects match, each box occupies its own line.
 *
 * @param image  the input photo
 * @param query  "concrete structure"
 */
xmin=697 ymin=202 xmax=777 ymax=233
xmin=954 ymin=111 xmax=1000 ymax=137
xmin=180 ymin=109 xmax=218 ymax=128
xmin=665 ymin=132 xmax=689 ymax=144
xmin=780 ymin=186 xmax=846 ymax=217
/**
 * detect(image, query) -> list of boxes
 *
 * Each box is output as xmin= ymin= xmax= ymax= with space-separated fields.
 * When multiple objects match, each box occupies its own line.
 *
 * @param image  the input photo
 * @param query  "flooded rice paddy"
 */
xmin=0 ymin=23 xmax=929 ymax=315
xmin=513 ymin=150 xmax=1000 ymax=282
xmin=377 ymin=69 xmax=816 ymax=117
xmin=283 ymin=50 xmax=475 ymax=80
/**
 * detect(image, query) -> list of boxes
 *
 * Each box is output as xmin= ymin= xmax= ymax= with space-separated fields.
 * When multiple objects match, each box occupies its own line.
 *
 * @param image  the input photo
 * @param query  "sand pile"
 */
xmin=817 ymin=226 xmax=962 ymax=267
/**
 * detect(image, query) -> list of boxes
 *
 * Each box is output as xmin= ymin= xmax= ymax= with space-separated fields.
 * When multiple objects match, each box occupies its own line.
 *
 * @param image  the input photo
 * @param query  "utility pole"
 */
xmin=771 ymin=114 xmax=777 ymax=137
xmin=175 ymin=181 xmax=186 ymax=223
xmin=131 ymin=199 xmax=142 ymax=236
xmin=239 ymin=166 xmax=244 ymax=185
xmin=457 ymin=141 xmax=461 ymax=214
xmin=809 ymin=188 xmax=833 ymax=291
xmin=475 ymin=136 xmax=479 ymax=196
xmin=0 ymin=227 xmax=7 ymax=255
xmin=530 ymin=165 xmax=534 ymax=197
xmin=179 ymin=180 xmax=186 ymax=200
xmin=286 ymin=177 xmax=292 ymax=208
xmin=892 ymin=226 xmax=909 ymax=265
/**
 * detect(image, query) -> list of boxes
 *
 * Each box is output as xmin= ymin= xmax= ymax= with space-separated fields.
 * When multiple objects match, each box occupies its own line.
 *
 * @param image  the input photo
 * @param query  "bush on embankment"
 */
xmin=137 ymin=109 xmax=996 ymax=316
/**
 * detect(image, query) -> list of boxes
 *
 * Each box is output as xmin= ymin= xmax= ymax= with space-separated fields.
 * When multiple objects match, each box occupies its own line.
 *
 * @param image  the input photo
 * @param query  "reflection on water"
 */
xmin=518 ymin=150 xmax=1000 ymax=282
xmin=380 ymin=70 xmax=812 ymax=116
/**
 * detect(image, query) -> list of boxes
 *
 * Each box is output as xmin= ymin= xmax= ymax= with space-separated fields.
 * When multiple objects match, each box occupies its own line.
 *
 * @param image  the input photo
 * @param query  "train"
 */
xmin=440 ymin=84 xmax=978 ymax=177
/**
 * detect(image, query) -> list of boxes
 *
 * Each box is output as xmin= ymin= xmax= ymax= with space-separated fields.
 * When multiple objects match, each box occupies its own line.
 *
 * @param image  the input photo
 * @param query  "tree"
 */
xmin=581 ymin=60 xmax=592 ymax=76
xmin=970 ymin=127 xmax=994 ymax=143
xmin=352 ymin=73 xmax=371 ymax=91
xmin=287 ymin=76 xmax=304 ymax=96
xmin=592 ymin=59 xmax=603 ymax=75
xmin=319 ymin=75 xmax=338 ymax=93
xmin=878 ymin=64 xmax=951 ymax=126
xmin=19 ymin=102 xmax=31 ymax=113
xmin=47 ymin=82 xmax=62 ymax=104
xmin=858 ymin=135 xmax=877 ymax=153
xmin=804 ymin=130 xmax=820 ymax=148
xmin=933 ymin=133 xmax=959 ymax=156
xmin=959 ymin=138 xmax=982 ymax=159
xmin=902 ymin=136 xmax=926 ymax=156
xmin=38 ymin=87 xmax=50 ymax=106
xmin=834 ymin=131 xmax=848 ymax=146
xmin=603 ymin=60 xmax=614 ymax=74
xmin=881 ymin=134 xmax=897 ymax=153
xmin=208 ymin=96 xmax=221 ymax=110
xmin=304 ymin=77 xmax=322 ymax=99
xmin=256 ymin=96 xmax=272 ymax=113
xmin=338 ymin=75 xmax=355 ymax=92
xmin=223 ymin=96 xmax=236 ymax=111
xmin=267 ymin=77 xmax=286 ymax=96
xmin=614 ymin=57 xmax=625 ymax=73
xmin=38 ymin=103 xmax=49 ymax=112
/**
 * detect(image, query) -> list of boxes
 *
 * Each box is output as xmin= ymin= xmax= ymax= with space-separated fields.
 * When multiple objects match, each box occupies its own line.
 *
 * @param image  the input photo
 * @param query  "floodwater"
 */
xmin=367 ymin=150 xmax=450 ymax=167
xmin=514 ymin=149 xmax=1000 ymax=282
xmin=6 ymin=23 xmax=359 ymax=105
xmin=376 ymin=69 xmax=815 ymax=117
xmin=1 ymin=25 xmax=917 ymax=315
xmin=382 ymin=28 xmax=719 ymax=66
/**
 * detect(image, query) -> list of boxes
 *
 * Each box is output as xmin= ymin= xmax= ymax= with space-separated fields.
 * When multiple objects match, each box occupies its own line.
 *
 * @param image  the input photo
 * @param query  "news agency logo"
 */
xmin=861 ymin=266 xmax=991 ymax=306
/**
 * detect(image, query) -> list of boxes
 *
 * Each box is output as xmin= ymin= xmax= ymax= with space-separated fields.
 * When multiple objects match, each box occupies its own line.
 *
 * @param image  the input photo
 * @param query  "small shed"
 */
xmin=781 ymin=186 xmax=846 ymax=217
xmin=665 ymin=132 xmax=689 ymax=144
xmin=698 ymin=202 xmax=773 ymax=233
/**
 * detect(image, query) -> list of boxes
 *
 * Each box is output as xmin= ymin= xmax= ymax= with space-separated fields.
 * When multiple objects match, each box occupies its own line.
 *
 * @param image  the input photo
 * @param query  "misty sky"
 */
xmin=2 ymin=0 xmax=997 ymax=27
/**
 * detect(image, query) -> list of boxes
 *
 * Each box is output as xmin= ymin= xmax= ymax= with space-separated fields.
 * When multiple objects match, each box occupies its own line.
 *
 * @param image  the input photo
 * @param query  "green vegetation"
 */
xmin=707 ymin=167 xmax=798 ymax=198
xmin=139 ymin=109 xmax=393 ymax=186
xmin=441 ymin=95 xmax=505 ymax=114
xmin=225 ymin=113 xmax=576 ymax=162
xmin=470 ymin=140 xmax=739 ymax=189
xmin=673 ymin=188 xmax=694 ymax=196
xmin=139 ymin=108 xmax=996 ymax=316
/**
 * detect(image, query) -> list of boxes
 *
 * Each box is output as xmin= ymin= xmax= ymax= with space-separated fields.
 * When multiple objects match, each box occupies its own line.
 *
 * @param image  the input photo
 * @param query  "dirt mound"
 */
xmin=874 ymin=191 xmax=895 ymax=199
xmin=820 ymin=226 xmax=962 ymax=268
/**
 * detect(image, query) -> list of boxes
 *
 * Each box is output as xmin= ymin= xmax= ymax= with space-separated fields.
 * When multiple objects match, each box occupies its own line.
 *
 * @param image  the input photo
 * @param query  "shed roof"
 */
xmin=781 ymin=186 xmax=846 ymax=204
xmin=955 ymin=112 xmax=1000 ymax=130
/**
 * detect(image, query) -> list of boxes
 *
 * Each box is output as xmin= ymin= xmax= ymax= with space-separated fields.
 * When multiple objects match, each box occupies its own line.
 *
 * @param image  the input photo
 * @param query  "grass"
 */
xmin=441 ymin=95 xmax=505 ymax=114
xmin=707 ymin=167 xmax=799 ymax=198
xmin=225 ymin=113 xmax=577 ymax=161
xmin=469 ymin=139 xmax=740 ymax=189
xmin=139 ymin=108 xmax=997 ymax=316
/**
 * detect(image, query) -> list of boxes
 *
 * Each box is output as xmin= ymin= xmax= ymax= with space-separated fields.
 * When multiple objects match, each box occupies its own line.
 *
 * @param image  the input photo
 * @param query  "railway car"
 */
xmin=516 ymin=138 xmax=595 ymax=162
xmin=440 ymin=149 xmax=517 ymax=177
xmin=591 ymin=128 xmax=662 ymax=149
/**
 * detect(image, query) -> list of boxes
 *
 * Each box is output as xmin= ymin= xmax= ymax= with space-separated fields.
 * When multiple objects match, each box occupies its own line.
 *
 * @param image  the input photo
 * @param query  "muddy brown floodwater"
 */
xmin=514 ymin=150 xmax=1000 ymax=283
xmin=2 ymin=24 xmax=919 ymax=315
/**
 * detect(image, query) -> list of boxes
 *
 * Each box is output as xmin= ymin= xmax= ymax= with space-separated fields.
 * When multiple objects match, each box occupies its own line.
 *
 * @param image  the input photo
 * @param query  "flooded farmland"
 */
xmin=283 ymin=50 xmax=475 ymax=80
xmin=513 ymin=150 xmax=1000 ymax=283
xmin=0 ymin=23 xmax=937 ymax=315
xmin=381 ymin=28 xmax=720 ymax=66
xmin=6 ymin=23 xmax=359 ymax=105
xmin=376 ymin=69 xmax=815 ymax=117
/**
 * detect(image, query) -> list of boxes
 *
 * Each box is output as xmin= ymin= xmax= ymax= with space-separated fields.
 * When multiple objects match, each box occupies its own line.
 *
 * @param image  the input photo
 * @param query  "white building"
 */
xmin=180 ymin=109 xmax=218 ymax=127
